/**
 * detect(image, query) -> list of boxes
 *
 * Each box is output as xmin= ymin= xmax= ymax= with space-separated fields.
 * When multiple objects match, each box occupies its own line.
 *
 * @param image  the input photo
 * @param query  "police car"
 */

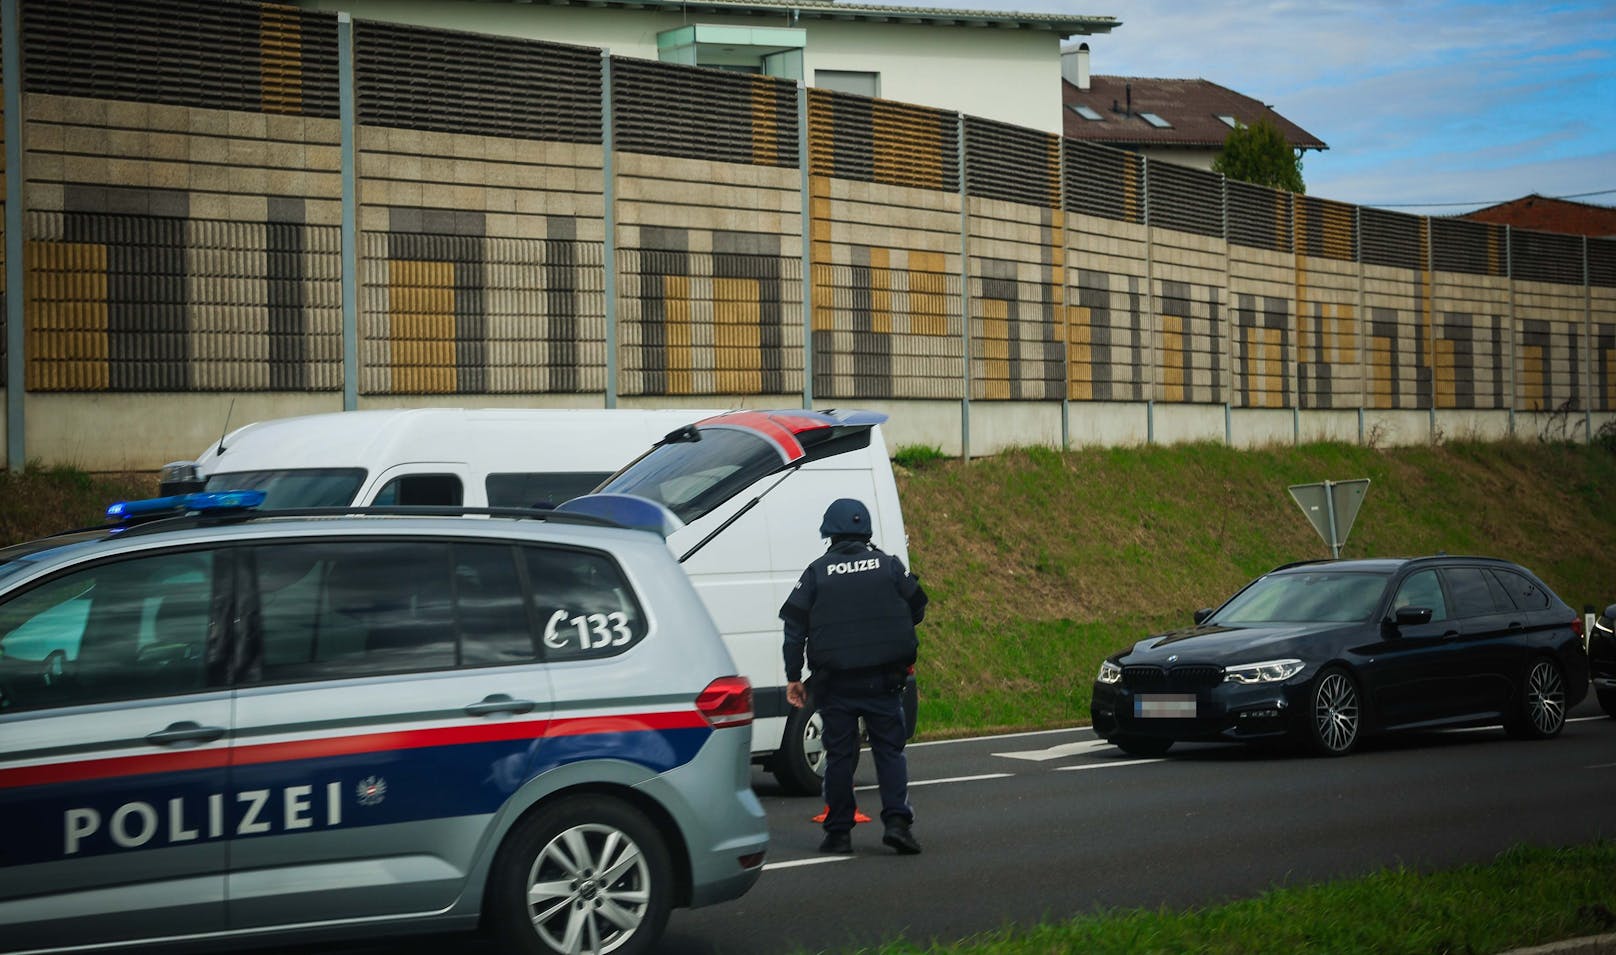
xmin=0 ymin=492 xmax=767 ymax=955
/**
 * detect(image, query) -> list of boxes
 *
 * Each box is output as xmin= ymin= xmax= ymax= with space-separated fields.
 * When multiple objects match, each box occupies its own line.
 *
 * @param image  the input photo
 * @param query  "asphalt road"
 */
xmin=279 ymin=698 xmax=1614 ymax=955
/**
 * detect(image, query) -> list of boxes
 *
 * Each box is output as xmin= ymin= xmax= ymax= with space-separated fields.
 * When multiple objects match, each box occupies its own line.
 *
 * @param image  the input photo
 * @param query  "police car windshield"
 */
xmin=597 ymin=428 xmax=780 ymax=524
xmin=203 ymin=468 xmax=366 ymax=508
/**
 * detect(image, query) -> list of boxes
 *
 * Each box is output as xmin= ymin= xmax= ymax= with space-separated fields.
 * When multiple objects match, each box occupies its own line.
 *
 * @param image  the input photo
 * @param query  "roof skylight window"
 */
xmin=1069 ymin=104 xmax=1103 ymax=121
xmin=1218 ymin=114 xmax=1242 ymax=128
xmin=1140 ymin=112 xmax=1171 ymax=128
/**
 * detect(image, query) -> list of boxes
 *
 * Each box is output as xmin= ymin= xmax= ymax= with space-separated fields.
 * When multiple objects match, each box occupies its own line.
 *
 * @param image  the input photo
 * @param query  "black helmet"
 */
xmin=819 ymin=498 xmax=872 ymax=539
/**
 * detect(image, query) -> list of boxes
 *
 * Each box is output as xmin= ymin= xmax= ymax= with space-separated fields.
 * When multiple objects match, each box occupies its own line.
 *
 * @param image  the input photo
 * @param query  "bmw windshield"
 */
xmin=1211 ymin=570 xmax=1391 ymax=625
xmin=203 ymin=468 xmax=366 ymax=508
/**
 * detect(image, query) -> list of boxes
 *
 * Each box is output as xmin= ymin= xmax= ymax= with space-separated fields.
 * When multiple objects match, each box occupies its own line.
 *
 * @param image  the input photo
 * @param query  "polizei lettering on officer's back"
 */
xmin=64 ymin=781 xmax=345 ymax=855
xmin=826 ymin=558 xmax=882 ymax=575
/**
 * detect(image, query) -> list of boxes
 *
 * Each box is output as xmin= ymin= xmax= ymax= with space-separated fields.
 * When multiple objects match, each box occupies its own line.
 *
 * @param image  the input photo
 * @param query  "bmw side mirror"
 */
xmin=1192 ymin=608 xmax=1214 ymax=625
xmin=1394 ymin=606 xmax=1433 ymax=626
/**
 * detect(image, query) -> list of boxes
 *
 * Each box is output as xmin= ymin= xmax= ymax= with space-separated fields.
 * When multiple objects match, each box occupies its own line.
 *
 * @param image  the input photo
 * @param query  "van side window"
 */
xmin=524 ymin=546 xmax=646 ymax=661
xmin=372 ymin=474 xmax=464 ymax=506
xmin=0 ymin=551 xmax=221 ymax=712
xmin=486 ymin=472 xmax=609 ymax=509
xmin=251 ymin=541 xmax=456 ymax=680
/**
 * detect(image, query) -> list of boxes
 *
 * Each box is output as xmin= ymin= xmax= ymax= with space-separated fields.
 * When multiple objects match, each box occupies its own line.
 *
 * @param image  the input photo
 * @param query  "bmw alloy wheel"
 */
xmin=1310 ymin=669 xmax=1359 ymax=756
xmin=525 ymin=822 xmax=654 ymax=955
xmin=1523 ymin=659 xmax=1567 ymax=737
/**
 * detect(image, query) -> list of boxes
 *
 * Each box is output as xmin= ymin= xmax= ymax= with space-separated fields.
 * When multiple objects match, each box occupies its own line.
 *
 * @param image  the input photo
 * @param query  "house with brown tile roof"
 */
xmin=1060 ymin=42 xmax=1325 ymax=171
xmin=1458 ymin=194 xmax=1616 ymax=238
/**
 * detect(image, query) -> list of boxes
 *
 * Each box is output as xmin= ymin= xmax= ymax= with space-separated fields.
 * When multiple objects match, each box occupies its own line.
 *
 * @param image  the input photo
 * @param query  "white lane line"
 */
xmin=992 ymin=739 xmax=1116 ymax=762
xmin=762 ymin=856 xmax=854 ymax=871
xmin=907 ymin=725 xmax=1097 ymax=748
xmin=1588 ymin=762 xmax=1616 ymax=770
xmin=855 ymin=772 xmax=1012 ymax=792
xmin=1054 ymin=758 xmax=1163 ymax=771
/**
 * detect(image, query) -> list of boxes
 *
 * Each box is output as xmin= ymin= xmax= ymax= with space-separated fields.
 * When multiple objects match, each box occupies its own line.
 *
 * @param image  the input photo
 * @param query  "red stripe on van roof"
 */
xmin=694 ymin=411 xmax=832 ymax=463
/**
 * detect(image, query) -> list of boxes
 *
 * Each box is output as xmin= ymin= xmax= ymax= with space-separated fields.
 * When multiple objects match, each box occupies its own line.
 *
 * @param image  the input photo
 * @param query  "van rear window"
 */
xmin=598 ymin=429 xmax=780 ymax=524
xmin=204 ymin=468 xmax=366 ymax=508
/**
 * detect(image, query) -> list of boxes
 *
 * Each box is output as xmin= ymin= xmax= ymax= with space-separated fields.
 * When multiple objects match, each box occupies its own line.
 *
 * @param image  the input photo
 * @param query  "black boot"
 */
xmin=882 ymin=822 xmax=921 ymax=855
xmin=819 ymin=830 xmax=852 ymax=854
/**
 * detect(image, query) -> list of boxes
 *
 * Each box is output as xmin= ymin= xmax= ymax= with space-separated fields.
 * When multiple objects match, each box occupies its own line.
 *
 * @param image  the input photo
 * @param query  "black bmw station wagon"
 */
xmin=1091 ymin=556 xmax=1589 ymax=757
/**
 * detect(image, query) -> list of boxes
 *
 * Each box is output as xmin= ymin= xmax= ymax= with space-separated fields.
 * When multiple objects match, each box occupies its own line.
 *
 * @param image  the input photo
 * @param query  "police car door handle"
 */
xmin=145 ymin=721 xmax=226 ymax=747
xmin=465 ymin=694 xmax=536 ymax=717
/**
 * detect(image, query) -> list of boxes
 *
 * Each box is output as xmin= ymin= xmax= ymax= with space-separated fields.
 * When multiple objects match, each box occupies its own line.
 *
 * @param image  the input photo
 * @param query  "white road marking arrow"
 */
xmin=990 ymin=738 xmax=1117 ymax=762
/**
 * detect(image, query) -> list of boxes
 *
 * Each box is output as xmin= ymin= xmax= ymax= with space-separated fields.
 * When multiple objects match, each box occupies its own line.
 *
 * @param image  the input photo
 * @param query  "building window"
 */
xmin=1140 ymin=112 xmax=1172 ymax=128
xmin=816 ymin=70 xmax=880 ymax=98
xmin=657 ymin=25 xmax=804 ymax=81
xmin=1070 ymin=104 xmax=1103 ymax=121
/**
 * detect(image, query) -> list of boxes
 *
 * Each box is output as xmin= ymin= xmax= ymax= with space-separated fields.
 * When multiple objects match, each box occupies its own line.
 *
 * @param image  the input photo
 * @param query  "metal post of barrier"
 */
xmin=337 ymin=13 xmax=358 ymax=412
xmin=3 ymin=0 xmax=24 ymax=468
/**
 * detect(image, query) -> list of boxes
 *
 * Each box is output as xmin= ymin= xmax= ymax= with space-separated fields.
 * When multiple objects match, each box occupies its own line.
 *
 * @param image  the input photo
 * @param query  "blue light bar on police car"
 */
xmin=553 ymin=493 xmax=681 ymax=538
xmin=106 ymin=489 xmax=267 ymax=520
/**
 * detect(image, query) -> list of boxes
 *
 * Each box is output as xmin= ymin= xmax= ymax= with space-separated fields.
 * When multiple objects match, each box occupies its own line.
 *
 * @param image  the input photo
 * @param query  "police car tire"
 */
xmin=488 ymin=796 xmax=674 ymax=955
xmin=772 ymin=705 xmax=827 ymax=796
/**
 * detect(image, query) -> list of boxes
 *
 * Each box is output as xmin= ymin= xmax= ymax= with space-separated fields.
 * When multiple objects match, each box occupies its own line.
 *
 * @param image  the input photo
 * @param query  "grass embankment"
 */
xmin=898 ymin=440 xmax=1616 ymax=738
xmin=861 ymin=842 xmax=1616 ymax=955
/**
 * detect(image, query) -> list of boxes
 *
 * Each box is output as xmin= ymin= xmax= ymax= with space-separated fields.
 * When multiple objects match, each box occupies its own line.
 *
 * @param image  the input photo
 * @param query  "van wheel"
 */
xmin=772 ymin=705 xmax=826 ymax=795
xmin=488 ymin=796 xmax=672 ymax=955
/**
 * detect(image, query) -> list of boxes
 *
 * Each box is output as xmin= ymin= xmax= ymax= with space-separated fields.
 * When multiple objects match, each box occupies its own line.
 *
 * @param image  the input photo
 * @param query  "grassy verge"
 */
xmin=850 ymin=842 xmax=1616 ymax=955
xmin=0 ymin=464 xmax=155 ymax=546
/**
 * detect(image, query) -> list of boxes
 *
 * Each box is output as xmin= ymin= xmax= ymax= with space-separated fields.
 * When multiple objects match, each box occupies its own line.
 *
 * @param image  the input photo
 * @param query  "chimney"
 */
xmin=1125 ymin=82 xmax=1132 ymax=117
xmin=1060 ymin=42 xmax=1091 ymax=91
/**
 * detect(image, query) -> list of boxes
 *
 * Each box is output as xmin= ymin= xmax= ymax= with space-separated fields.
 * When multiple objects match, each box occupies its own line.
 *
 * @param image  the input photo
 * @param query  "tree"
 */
xmin=1212 ymin=118 xmax=1305 ymax=194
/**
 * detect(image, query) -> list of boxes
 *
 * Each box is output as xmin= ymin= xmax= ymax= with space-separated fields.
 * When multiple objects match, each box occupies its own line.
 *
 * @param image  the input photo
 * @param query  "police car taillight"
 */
xmin=696 ymin=676 xmax=753 ymax=729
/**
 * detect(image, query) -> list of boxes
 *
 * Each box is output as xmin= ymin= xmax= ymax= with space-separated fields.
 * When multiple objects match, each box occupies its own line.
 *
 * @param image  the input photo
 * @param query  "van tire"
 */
xmin=772 ymin=705 xmax=827 ymax=795
xmin=488 ymin=796 xmax=673 ymax=955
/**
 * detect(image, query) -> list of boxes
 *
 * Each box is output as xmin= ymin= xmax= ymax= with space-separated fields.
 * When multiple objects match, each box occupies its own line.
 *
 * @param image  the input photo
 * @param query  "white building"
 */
xmin=295 ymin=0 xmax=1118 ymax=134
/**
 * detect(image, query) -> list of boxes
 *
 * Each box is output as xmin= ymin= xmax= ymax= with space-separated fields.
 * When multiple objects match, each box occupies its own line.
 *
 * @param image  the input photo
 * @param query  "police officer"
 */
xmin=781 ymin=498 xmax=928 ymax=855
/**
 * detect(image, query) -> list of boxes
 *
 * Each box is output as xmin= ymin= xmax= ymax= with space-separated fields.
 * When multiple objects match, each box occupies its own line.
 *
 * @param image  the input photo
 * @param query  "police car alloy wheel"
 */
xmin=490 ymin=796 xmax=673 ymax=955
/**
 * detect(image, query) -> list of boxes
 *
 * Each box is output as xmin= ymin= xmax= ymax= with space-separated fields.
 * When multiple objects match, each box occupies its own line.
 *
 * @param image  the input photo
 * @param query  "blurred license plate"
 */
xmin=1135 ymin=694 xmax=1197 ymax=718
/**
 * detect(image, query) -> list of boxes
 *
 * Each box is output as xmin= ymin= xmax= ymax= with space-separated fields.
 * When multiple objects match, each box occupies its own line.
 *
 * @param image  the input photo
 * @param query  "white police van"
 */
xmin=0 ymin=491 xmax=766 ymax=955
xmin=159 ymin=407 xmax=716 ymax=509
xmin=578 ymin=409 xmax=915 ymax=794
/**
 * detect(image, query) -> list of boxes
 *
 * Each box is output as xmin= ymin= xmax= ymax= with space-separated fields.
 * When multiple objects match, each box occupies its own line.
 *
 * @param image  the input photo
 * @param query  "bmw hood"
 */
xmin=1122 ymin=623 xmax=1335 ymax=664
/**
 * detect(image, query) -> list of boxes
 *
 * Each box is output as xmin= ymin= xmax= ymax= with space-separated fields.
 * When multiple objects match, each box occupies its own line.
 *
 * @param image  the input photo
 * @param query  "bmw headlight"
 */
xmin=1097 ymin=659 xmax=1123 ymax=684
xmin=1223 ymin=659 xmax=1305 ymax=684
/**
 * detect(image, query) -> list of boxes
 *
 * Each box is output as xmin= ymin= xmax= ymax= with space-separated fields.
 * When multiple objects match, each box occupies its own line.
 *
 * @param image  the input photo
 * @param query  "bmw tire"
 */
xmin=1598 ymin=687 xmax=1616 ymax=720
xmin=1304 ymin=666 xmax=1361 ymax=757
xmin=489 ymin=796 xmax=673 ymax=955
xmin=1505 ymin=657 xmax=1567 ymax=739
xmin=772 ymin=704 xmax=827 ymax=795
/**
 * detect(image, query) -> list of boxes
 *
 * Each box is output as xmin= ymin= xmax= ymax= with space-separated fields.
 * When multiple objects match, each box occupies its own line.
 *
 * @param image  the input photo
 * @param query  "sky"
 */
xmin=936 ymin=0 xmax=1616 ymax=215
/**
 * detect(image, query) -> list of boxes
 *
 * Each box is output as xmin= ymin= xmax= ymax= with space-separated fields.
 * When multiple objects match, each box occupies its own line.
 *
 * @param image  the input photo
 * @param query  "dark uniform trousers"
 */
xmin=815 ymin=669 xmax=912 ymax=833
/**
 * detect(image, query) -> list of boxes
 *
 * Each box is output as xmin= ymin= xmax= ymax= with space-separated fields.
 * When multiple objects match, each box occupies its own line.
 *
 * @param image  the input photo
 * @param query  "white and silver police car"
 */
xmin=0 ymin=491 xmax=767 ymax=955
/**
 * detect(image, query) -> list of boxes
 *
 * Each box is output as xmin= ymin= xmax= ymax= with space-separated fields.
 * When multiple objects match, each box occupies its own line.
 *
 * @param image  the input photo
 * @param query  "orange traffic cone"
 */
xmin=811 ymin=806 xmax=872 ymax=824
